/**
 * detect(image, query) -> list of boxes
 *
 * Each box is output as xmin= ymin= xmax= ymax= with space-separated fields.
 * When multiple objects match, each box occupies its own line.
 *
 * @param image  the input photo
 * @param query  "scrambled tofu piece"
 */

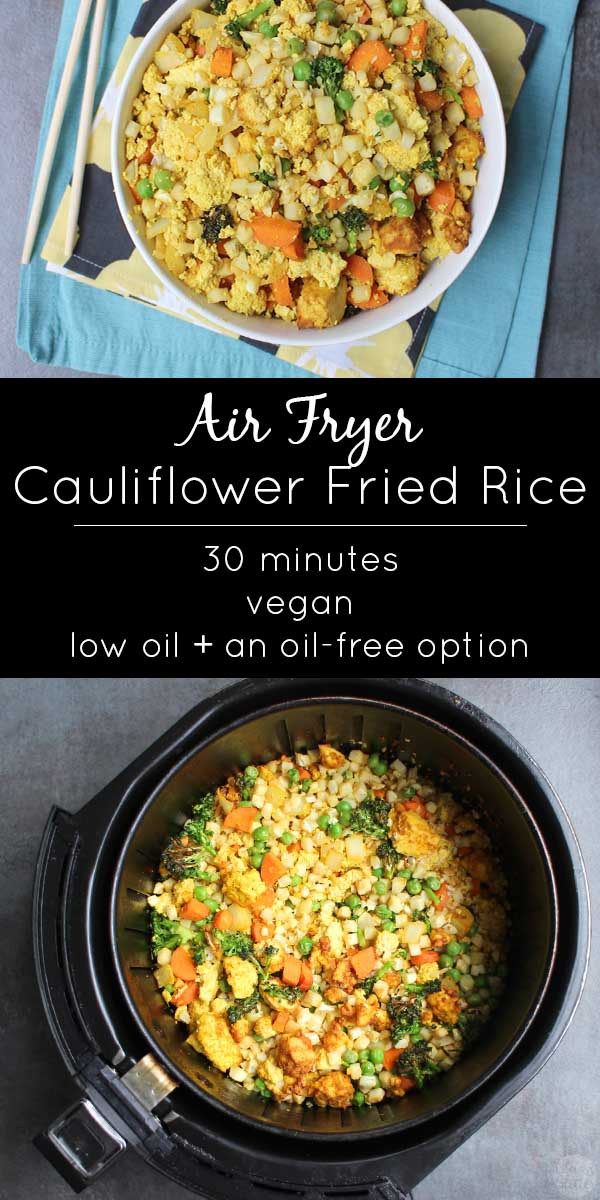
xmin=216 ymin=782 xmax=241 ymax=812
xmin=196 ymin=961 xmax=220 ymax=1004
xmin=276 ymin=1033 xmax=316 ymax=1079
xmin=154 ymin=32 xmax=188 ymax=73
xmin=281 ymin=107 xmax=318 ymax=155
xmin=375 ymin=929 xmax=400 ymax=960
xmin=296 ymin=278 xmax=347 ymax=329
xmin=224 ymin=955 xmax=258 ymax=1000
xmin=237 ymin=91 xmax=270 ymax=132
xmin=318 ymin=744 xmax=346 ymax=770
xmin=231 ymin=1017 xmax=250 ymax=1042
xmin=223 ymin=867 xmax=266 ymax=909
xmin=427 ymin=989 xmax=462 ymax=1026
xmin=190 ymin=1007 xmax=242 ymax=1072
xmin=328 ymin=958 xmax=356 ymax=993
xmin=440 ymin=197 xmax=472 ymax=254
xmin=452 ymin=125 xmax=485 ymax=169
xmin=225 ymin=278 xmax=268 ymax=316
xmin=254 ymin=1014 xmax=277 ymax=1040
xmin=375 ymin=256 xmax=423 ymax=297
xmin=377 ymin=211 xmax=431 ymax=256
xmin=392 ymin=808 xmax=446 ymax=858
xmin=325 ymin=918 xmax=344 ymax=958
xmin=417 ymin=961 xmax=440 ymax=985
xmin=173 ymin=877 xmax=196 ymax=907
xmin=288 ymin=251 xmax=346 ymax=292
xmin=311 ymin=1071 xmax=354 ymax=1108
xmin=258 ymin=1058 xmax=286 ymax=1099
xmin=449 ymin=905 xmax=475 ymax=937
xmin=184 ymin=151 xmax=233 ymax=212
xmin=322 ymin=1022 xmax=351 ymax=1055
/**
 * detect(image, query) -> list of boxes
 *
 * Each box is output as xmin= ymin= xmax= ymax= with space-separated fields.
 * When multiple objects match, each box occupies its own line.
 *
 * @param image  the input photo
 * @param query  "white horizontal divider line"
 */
xmin=73 ymin=523 xmax=528 ymax=529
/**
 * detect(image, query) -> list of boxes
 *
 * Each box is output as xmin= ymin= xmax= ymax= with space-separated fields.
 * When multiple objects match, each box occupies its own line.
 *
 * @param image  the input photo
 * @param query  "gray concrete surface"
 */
xmin=0 ymin=677 xmax=598 ymax=1200
xmin=2 ymin=0 xmax=599 ymax=378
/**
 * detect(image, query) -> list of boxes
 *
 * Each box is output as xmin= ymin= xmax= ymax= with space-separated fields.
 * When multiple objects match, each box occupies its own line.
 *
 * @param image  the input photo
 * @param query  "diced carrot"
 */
xmin=195 ymin=39 xmax=206 ymax=56
xmin=224 ymin=805 xmax=258 ymax=832
xmin=410 ymin=950 xmax=439 ymax=966
xmin=347 ymin=39 xmax=394 ymax=74
xmin=373 ymin=789 xmax=386 ymax=799
xmin=355 ymin=287 xmax=389 ymax=310
xmin=273 ymin=1011 xmax=290 ymax=1032
xmin=428 ymin=180 xmax=456 ymax=213
xmin=128 ymin=182 xmax=142 ymax=205
xmin=217 ymin=239 xmax=229 ymax=257
xmin=402 ymin=797 xmax=429 ymax=818
xmin=437 ymin=882 xmax=450 ymax=909
xmin=458 ymin=845 xmax=471 ymax=858
xmin=282 ymin=955 xmax=302 ymax=986
xmin=298 ymin=961 xmax=313 ymax=991
xmin=213 ymin=907 xmax=233 ymax=931
xmin=345 ymin=254 xmax=374 ymax=286
xmin=284 ymin=233 xmax=306 ymax=260
xmin=416 ymin=86 xmax=445 ymax=112
xmin=172 ymin=981 xmax=198 ymax=1007
xmin=137 ymin=143 xmax=154 ymax=165
xmin=261 ymin=852 xmax=286 ymax=886
xmin=250 ymin=214 xmax=302 ymax=249
xmin=396 ymin=1074 xmax=416 ymax=1092
xmin=326 ymin=197 xmax=345 ymax=212
xmin=461 ymin=85 xmax=483 ymax=119
xmin=179 ymin=898 xmax=210 ymax=922
xmin=298 ymin=767 xmax=312 ymax=780
xmin=271 ymin=275 xmax=294 ymax=307
xmin=403 ymin=19 xmax=428 ymax=61
xmin=360 ymin=3 xmax=371 ymax=20
xmin=211 ymin=46 xmax=233 ymax=76
xmin=383 ymin=1047 xmax=403 ymax=1070
xmin=252 ymin=915 xmax=276 ymax=942
xmin=171 ymin=946 xmax=197 ymax=982
xmin=350 ymin=945 xmax=377 ymax=979
xmin=254 ymin=887 xmax=276 ymax=912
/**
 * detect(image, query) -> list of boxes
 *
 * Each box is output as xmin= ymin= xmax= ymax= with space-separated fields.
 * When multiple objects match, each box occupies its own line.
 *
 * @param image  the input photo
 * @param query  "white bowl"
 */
xmin=111 ymin=0 xmax=506 ymax=347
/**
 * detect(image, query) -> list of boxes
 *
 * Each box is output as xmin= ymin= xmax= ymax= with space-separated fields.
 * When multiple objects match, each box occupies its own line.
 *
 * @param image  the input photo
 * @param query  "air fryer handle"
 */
xmin=34 ymin=1098 xmax=127 ymax=1193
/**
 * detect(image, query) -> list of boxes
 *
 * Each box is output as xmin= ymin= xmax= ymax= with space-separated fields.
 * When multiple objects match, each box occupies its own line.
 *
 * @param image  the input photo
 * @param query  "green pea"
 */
xmin=426 ymin=876 xmax=441 ymax=891
xmin=318 ymin=812 xmax=331 ymax=830
xmin=329 ymin=822 xmax=343 ymax=838
xmin=287 ymin=36 xmax=305 ymax=53
xmin=370 ymin=1045 xmax=385 ymax=1064
xmin=392 ymin=196 xmax=415 ymax=217
xmin=153 ymin=168 xmax=173 ymax=190
xmin=438 ymin=953 xmax=453 ymax=968
xmin=137 ymin=178 xmax=154 ymax=198
xmin=376 ymin=904 xmax=392 ymax=918
xmin=382 ymin=919 xmax=396 ymax=931
xmin=372 ymin=867 xmax=384 ymax=878
xmin=368 ymin=175 xmax=381 ymax=189
xmin=389 ymin=177 xmax=406 ymax=193
xmin=373 ymin=761 xmax=387 ymax=777
xmin=316 ymin=0 xmax=338 ymax=21
xmin=343 ymin=1049 xmax=359 ymax=1065
xmin=374 ymin=880 xmax=387 ymax=895
xmin=290 ymin=874 xmax=302 ymax=887
xmin=288 ymin=767 xmax=300 ymax=784
xmin=368 ymin=753 xmax=382 ymax=771
xmin=336 ymin=89 xmax=354 ymax=111
xmin=253 ymin=825 xmax=269 ymax=843
xmin=279 ymin=157 xmax=293 ymax=175
xmin=205 ymin=897 xmax=219 ymax=912
xmin=312 ymin=900 xmax=322 ymax=912
xmin=361 ymin=1060 xmax=375 ymax=1075
xmin=406 ymin=878 xmax=422 ymax=895
xmin=398 ymin=868 xmax=412 ymax=879
xmin=476 ymin=976 xmax=488 ymax=990
xmin=301 ymin=778 xmax=311 ymax=792
xmin=259 ymin=19 xmax=276 ymax=34
xmin=339 ymin=811 xmax=351 ymax=827
xmin=250 ymin=850 xmax=265 ymax=868
xmin=298 ymin=936 xmax=314 ymax=956
xmin=469 ymin=992 xmax=482 ymax=1006
xmin=358 ymin=1048 xmax=370 ymax=1061
xmin=293 ymin=59 xmax=312 ymax=80
xmin=337 ymin=799 xmax=352 ymax=815
xmin=353 ymin=1090 xmax=365 ymax=1107
xmin=346 ymin=894 xmax=361 ymax=910
xmin=280 ymin=831 xmax=294 ymax=845
xmin=446 ymin=940 xmax=463 ymax=957
xmin=390 ymin=0 xmax=406 ymax=12
xmin=194 ymin=885 xmax=208 ymax=901
xmin=375 ymin=110 xmax=394 ymax=127
xmin=244 ymin=765 xmax=259 ymax=781
xmin=448 ymin=967 xmax=461 ymax=981
xmin=341 ymin=28 xmax=361 ymax=46
xmin=402 ymin=786 xmax=417 ymax=798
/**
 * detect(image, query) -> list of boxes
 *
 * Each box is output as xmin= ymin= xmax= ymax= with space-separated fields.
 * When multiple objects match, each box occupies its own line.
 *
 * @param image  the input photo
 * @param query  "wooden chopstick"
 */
xmin=64 ymin=0 xmax=109 ymax=259
xmin=21 ymin=0 xmax=95 ymax=264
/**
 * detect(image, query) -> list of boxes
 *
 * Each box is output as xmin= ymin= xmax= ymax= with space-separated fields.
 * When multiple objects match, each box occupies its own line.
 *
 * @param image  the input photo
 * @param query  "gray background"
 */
xmin=0 ymin=677 xmax=598 ymax=1200
xmin=2 ymin=0 xmax=599 ymax=378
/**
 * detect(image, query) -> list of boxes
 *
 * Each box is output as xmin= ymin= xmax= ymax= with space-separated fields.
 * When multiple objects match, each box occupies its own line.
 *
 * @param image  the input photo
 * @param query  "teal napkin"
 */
xmin=17 ymin=0 xmax=578 ymax=378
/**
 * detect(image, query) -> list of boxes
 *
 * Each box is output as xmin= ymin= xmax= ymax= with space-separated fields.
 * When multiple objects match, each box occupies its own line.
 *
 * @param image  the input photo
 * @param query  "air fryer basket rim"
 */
xmin=110 ymin=680 xmax=559 ymax=1142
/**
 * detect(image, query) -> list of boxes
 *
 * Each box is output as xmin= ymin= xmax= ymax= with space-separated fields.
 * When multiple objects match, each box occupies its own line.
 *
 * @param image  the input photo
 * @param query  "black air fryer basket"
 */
xmin=33 ymin=679 xmax=589 ymax=1198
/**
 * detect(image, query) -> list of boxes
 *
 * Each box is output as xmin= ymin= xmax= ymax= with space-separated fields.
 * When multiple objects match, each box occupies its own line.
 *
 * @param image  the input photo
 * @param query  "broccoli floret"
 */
xmin=150 ymin=910 xmax=196 ymax=954
xmin=210 ymin=0 xmax=229 ymax=10
xmin=225 ymin=0 xmax=273 ymax=38
xmin=202 ymin=204 xmax=232 ymax=243
xmin=213 ymin=930 xmax=255 ymax=959
xmin=162 ymin=836 xmax=215 ymax=879
xmin=457 ymin=1013 xmax=485 ymax=1049
xmin=261 ymin=980 xmax=303 ymax=1004
xmin=183 ymin=791 xmax=216 ymax=853
xmin=310 ymin=55 xmax=345 ymax=99
xmin=302 ymin=221 xmax=332 ymax=249
xmin=392 ymin=1040 xmax=441 ymax=1089
xmin=349 ymin=796 xmax=390 ymax=838
xmin=419 ymin=152 xmax=442 ymax=179
xmin=339 ymin=205 xmax=369 ymax=252
xmin=377 ymin=836 xmax=402 ymax=878
xmin=227 ymin=988 xmax=261 ymax=1025
xmin=344 ymin=303 xmax=361 ymax=319
xmin=414 ymin=57 xmax=439 ymax=77
xmin=387 ymin=997 xmax=423 ymax=1043
xmin=254 ymin=170 xmax=276 ymax=187
xmin=405 ymin=979 xmax=442 ymax=998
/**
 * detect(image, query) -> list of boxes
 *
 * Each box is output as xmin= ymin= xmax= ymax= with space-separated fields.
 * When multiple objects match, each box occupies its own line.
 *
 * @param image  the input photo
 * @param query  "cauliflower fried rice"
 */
xmin=124 ymin=0 xmax=486 ymax=327
xmin=148 ymin=744 xmax=509 ymax=1109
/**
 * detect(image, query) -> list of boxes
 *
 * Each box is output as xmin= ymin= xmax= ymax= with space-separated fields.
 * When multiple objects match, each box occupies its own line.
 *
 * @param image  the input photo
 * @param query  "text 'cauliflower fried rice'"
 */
xmin=124 ymin=0 xmax=486 ymax=327
xmin=148 ymin=743 xmax=509 ymax=1109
